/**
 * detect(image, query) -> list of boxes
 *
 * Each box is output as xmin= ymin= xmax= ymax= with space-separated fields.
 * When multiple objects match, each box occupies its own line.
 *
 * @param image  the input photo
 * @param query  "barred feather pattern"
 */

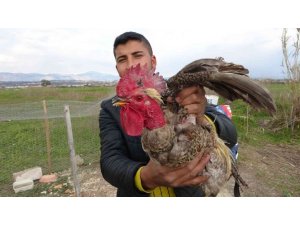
xmin=141 ymin=109 xmax=233 ymax=196
xmin=142 ymin=123 xmax=216 ymax=167
xmin=202 ymin=138 xmax=232 ymax=196
xmin=117 ymin=58 xmax=275 ymax=196
xmin=166 ymin=71 xmax=211 ymax=96
xmin=166 ymin=58 xmax=276 ymax=116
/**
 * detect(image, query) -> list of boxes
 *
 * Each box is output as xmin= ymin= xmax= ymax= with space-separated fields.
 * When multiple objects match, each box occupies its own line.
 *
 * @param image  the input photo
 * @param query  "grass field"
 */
xmin=0 ymin=86 xmax=115 ymax=104
xmin=217 ymin=81 xmax=300 ymax=145
xmin=229 ymin=99 xmax=300 ymax=145
xmin=0 ymin=85 xmax=115 ymax=196
xmin=0 ymin=83 xmax=299 ymax=196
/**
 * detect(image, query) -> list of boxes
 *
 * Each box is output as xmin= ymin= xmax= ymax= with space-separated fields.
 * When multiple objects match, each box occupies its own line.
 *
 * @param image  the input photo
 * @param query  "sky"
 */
xmin=0 ymin=1 xmax=299 ymax=80
xmin=0 ymin=28 xmax=292 ymax=79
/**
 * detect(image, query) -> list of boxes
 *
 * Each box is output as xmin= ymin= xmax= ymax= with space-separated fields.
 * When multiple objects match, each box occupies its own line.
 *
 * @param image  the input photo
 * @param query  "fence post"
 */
xmin=42 ymin=100 xmax=52 ymax=174
xmin=64 ymin=105 xmax=81 ymax=197
xmin=246 ymin=105 xmax=249 ymax=135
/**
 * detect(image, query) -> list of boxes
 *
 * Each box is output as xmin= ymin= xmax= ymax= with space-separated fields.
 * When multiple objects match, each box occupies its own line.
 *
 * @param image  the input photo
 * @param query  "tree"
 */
xmin=282 ymin=28 xmax=300 ymax=81
xmin=281 ymin=28 xmax=300 ymax=133
xmin=41 ymin=79 xmax=51 ymax=87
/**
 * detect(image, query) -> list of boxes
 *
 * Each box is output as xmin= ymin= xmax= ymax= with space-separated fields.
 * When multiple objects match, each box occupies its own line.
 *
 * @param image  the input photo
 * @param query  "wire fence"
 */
xmin=0 ymin=100 xmax=107 ymax=196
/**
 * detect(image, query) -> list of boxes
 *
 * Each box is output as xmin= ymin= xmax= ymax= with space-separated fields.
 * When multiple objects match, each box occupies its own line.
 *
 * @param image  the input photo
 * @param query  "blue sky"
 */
xmin=0 ymin=0 xmax=298 ymax=80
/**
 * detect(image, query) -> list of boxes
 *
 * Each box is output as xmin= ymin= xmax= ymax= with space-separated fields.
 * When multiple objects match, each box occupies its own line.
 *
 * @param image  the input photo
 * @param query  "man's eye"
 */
xmin=117 ymin=57 xmax=126 ymax=63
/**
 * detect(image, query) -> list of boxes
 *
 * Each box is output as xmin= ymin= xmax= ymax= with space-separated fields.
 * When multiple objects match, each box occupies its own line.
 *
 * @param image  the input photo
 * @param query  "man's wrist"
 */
xmin=140 ymin=166 xmax=157 ymax=190
xmin=134 ymin=167 xmax=155 ymax=193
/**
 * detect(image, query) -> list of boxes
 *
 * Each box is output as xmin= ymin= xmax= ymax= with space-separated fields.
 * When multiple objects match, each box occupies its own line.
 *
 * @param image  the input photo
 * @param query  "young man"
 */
xmin=99 ymin=31 xmax=237 ymax=197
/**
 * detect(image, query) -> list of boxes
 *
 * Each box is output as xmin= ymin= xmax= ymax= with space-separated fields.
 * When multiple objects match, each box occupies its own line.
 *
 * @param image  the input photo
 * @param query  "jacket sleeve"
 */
xmin=99 ymin=99 xmax=148 ymax=196
xmin=205 ymin=105 xmax=238 ymax=149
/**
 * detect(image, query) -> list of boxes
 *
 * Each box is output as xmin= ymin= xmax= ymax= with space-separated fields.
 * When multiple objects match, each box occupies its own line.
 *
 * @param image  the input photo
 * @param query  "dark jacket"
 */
xmin=99 ymin=97 xmax=237 ymax=197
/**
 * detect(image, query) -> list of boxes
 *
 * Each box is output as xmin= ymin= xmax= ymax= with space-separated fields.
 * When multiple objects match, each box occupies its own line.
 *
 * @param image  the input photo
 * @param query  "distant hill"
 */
xmin=0 ymin=71 xmax=119 ymax=82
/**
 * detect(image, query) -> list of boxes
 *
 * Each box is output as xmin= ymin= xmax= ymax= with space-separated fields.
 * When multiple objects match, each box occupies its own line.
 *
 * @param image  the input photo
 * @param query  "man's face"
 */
xmin=114 ymin=40 xmax=157 ymax=77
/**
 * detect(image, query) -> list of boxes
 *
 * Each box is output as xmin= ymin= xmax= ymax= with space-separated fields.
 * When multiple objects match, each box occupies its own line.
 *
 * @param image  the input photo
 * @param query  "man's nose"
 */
xmin=126 ymin=58 xmax=136 ymax=69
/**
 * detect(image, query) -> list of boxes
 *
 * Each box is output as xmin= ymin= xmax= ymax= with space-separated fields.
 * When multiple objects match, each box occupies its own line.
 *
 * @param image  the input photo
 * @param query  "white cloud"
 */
xmin=0 ymin=54 xmax=15 ymax=63
xmin=148 ymin=28 xmax=285 ymax=78
xmin=0 ymin=29 xmax=118 ymax=74
xmin=0 ymin=0 xmax=298 ymax=79
xmin=0 ymin=28 xmax=289 ymax=79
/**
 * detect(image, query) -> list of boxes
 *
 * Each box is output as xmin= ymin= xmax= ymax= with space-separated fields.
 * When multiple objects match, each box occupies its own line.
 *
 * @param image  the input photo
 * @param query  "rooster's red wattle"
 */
xmin=115 ymin=64 xmax=167 ymax=136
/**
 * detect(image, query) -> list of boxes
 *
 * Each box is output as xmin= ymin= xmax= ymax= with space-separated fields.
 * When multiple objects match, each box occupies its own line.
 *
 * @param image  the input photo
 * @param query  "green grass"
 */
xmin=0 ymin=86 xmax=115 ymax=104
xmin=0 ymin=115 xmax=101 ymax=188
xmin=221 ymin=82 xmax=300 ymax=146
xmin=1 ymin=83 xmax=300 ymax=196
xmin=0 ymin=86 xmax=115 ymax=196
xmin=230 ymin=100 xmax=300 ymax=146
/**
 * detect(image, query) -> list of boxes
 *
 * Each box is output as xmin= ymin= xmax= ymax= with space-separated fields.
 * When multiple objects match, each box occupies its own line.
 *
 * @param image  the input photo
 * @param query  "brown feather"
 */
xmin=167 ymin=58 xmax=276 ymax=116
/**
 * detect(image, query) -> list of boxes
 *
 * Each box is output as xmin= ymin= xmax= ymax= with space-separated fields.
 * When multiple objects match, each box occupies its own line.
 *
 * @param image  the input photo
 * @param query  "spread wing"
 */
xmin=167 ymin=58 xmax=276 ymax=116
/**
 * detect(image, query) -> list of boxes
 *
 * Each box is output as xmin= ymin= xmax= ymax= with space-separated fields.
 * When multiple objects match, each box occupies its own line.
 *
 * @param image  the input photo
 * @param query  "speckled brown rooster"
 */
xmin=113 ymin=58 xmax=276 ymax=196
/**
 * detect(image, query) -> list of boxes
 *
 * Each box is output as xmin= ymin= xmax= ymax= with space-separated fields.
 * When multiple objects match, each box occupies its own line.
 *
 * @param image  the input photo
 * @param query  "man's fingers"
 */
xmin=181 ymin=174 xmax=210 ymax=187
xmin=167 ymin=96 xmax=175 ymax=103
xmin=176 ymin=86 xmax=205 ymax=102
xmin=169 ymin=153 xmax=210 ymax=186
xmin=180 ymin=93 xmax=203 ymax=105
xmin=184 ymin=103 xmax=205 ymax=114
xmin=176 ymin=86 xmax=207 ymax=116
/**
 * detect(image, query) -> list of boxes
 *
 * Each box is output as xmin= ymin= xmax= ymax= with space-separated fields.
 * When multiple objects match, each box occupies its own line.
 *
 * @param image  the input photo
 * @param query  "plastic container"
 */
xmin=205 ymin=95 xmax=219 ymax=105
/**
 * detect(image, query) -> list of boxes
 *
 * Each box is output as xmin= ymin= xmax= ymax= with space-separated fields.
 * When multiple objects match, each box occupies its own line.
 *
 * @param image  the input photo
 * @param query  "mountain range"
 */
xmin=0 ymin=71 xmax=119 ymax=82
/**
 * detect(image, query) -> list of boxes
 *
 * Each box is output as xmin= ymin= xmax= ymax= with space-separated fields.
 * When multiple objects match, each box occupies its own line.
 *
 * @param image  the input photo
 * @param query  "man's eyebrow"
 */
xmin=116 ymin=51 xmax=144 ymax=61
xmin=132 ymin=51 xmax=144 ymax=55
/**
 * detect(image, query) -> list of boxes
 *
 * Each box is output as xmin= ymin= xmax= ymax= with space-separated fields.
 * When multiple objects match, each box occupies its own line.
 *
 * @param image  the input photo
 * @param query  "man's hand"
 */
xmin=167 ymin=86 xmax=207 ymax=116
xmin=140 ymin=86 xmax=209 ymax=190
xmin=140 ymin=153 xmax=210 ymax=190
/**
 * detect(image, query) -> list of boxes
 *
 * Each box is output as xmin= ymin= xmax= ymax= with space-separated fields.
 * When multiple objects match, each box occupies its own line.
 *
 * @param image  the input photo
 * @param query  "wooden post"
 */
xmin=64 ymin=105 xmax=81 ymax=197
xmin=42 ymin=100 xmax=52 ymax=174
xmin=246 ymin=105 xmax=249 ymax=135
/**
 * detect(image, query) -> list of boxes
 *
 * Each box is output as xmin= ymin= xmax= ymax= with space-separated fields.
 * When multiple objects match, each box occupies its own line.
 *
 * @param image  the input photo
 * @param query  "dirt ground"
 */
xmin=236 ymin=143 xmax=300 ymax=197
xmin=63 ymin=143 xmax=299 ymax=197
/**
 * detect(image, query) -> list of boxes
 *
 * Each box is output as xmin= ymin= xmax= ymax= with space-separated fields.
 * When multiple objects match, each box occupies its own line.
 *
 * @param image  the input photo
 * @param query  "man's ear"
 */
xmin=116 ymin=65 xmax=121 ymax=77
xmin=151 ymin=55 xmax=157 ymax=70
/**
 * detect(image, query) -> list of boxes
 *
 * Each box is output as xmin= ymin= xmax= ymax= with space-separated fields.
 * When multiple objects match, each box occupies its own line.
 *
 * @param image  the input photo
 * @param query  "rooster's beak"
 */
xmin=112 ymin=96 xmax=127 ymax=107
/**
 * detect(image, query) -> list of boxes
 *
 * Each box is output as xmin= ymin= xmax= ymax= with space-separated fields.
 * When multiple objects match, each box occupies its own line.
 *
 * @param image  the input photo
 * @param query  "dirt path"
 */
xmin=65 ymin=143 xmax=299 ymax=197
xmin=236 ymin=143 xmax=300 ymax=196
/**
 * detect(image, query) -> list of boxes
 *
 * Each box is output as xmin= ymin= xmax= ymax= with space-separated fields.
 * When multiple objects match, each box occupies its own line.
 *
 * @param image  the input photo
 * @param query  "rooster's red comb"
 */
xmin=116 ymin=64 xmax=167 ymax=98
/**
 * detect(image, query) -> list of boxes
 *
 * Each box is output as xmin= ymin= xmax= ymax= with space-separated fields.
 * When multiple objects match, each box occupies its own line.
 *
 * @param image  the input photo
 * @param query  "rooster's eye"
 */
xmin=135 ymin=96 xmax=143 ymax=102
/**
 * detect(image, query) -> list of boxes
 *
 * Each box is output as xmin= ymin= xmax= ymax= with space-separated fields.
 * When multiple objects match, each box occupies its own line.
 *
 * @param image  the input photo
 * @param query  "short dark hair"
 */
xmin=113 ymin=31 xmax=153 ymax=57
